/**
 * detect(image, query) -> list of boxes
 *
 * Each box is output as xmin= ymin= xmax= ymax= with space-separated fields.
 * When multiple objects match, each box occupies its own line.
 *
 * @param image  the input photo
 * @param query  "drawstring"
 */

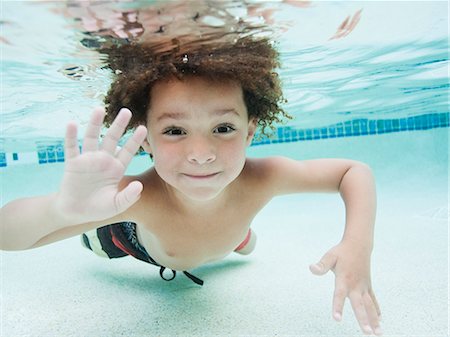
xmin=183 ymin=271 xmax=204 ymax=286
xmin=159 ymin=267 xmax=176 ymax=281
xmin=110 ymin=224 xmax=204 ymax=286
xmin=159 ymin=267 xmax=204 ymax=286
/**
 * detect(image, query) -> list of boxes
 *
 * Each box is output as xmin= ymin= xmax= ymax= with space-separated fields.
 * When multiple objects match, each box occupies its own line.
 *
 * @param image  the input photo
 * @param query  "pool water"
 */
xmin=0 ymin=1 xmax=448 ymax=156
xmin=1 ymin=128 xmax=448 ymax=336
xmin=1 ymin=1 xmax=449 ymax=336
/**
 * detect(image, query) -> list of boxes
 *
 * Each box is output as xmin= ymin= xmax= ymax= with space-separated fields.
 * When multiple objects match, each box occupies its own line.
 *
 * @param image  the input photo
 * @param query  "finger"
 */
xmin=332 ymin=282 xmax=347 ymax=322
xmin=82 ymin=107 xmax=105 ymax=152
xmin=117 ymin=125 xmax=148 ymax=167
xmin=369 ymin=288 xmax=382 ymax=319
xmin=100 ymin=108 xmax=132 ymax=154
xmin=65 ymin=121 xmax=80 ymax=160
xmin=363 ymin=293 xmax=383 ymax=336
xmin=349 ymin=292 xmax=373 ymax=335
xmin=114 ymin=180 xmax=144 ymax=213
xmin=309 ymin=252 xmax=337 ymax=276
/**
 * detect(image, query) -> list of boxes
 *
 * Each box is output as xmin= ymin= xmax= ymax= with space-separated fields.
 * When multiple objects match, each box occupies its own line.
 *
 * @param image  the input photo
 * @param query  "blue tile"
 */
xmin=47 ymin=147 xmax=56 ymax=162
xmin=0 ymin=152 xmax=6 ymax=167
xmin=414 ymin=115 xmax=425 ymax=129
xmin=56 ymin=145 xmax=65 ymax=162
xmin=422 ymin=115 xmax=430 ymax=129
xmin=37 ymin=151 xmax=47 ymax=164
xmin=320 ymin=127 xmax=328 ymax=139
xmin=377 ymin=120 xmax=385 ymax=133
xmin=400 ymin=118 xmax=407 ymax=130
xmin=352 ymin=120 xmax=361 ymax=136
xmin=282 ymin=127 xmax=292 ymax=141
xmin=298 ymin=130 xmax=305 ymax=141
xmin=392 ymin=119 xmax=400 ymax=131
xmin=384 ymin=119 xmax=393 ymax=133
xmin=440 ymin=113 xmax=449 ymax=126
xmin=305 ymin=129 xmax=313 ymax=140
xmin=313 ymin=128 xmax=320 ymax=140
xmin=369 ymin=120 xmax=377 ymax=134
xmin=328 ymin=127 xmax=336 ymax=138
xmin=407 ymin=117 xmax=415 ymax=130
xmin=344 ymin=121 xmax=352 ymax=136
xmin=277 ymin=128 xmax=284 ymax=139
xmin=359 ymin=119 xmax=368 ymax=135
xmin=431 ymin=114 xmax=439 ymax=127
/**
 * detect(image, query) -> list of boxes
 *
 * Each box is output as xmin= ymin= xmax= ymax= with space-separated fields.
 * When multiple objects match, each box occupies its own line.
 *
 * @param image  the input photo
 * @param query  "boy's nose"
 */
xmin=187 ymin=137 xmax=216 ymax=165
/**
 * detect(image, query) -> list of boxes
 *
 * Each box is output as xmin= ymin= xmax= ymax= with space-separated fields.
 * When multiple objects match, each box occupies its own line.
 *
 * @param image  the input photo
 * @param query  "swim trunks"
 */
xmin=234 ymin=228 xmax=252 ymax=252
xmin=81 ymin=222 xmax=204 ymax=286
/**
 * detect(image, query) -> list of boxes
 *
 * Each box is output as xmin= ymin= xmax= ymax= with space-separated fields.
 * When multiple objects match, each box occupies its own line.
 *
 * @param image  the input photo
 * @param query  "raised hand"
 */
xmin=55 ymin=107 xmax=148 ymax=225
xmin=310 ymin=242 xmax=382 ymax=336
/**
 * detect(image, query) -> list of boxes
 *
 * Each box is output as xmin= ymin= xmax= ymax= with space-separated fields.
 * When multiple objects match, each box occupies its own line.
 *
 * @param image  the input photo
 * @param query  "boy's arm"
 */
xmin=266 ymin=156 xmax=376 ymax=247
xmin=263 ymin=156 xmax=381 ymax=335
xmin=0 ymin=107 xmax=147 ymax=251
xmin=0 ymin=194 xmax=113 ymax=250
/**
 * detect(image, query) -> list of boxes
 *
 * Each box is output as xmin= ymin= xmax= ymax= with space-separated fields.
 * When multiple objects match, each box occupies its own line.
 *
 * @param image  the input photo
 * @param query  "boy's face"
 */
xmin=143 ymin=76 xmax=256 ymax=202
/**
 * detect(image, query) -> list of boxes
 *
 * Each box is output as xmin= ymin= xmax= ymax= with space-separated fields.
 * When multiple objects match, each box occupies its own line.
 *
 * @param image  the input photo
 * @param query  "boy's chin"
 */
xmin=170 ymin=182 xmax=231 ymax=203
xmin=180 ymin=188 xmax=225 ymax=202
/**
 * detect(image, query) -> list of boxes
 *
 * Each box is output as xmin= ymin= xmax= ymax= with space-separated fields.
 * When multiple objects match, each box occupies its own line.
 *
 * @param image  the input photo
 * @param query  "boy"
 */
xmin=0 ymin=37 xmax=381 ymax=335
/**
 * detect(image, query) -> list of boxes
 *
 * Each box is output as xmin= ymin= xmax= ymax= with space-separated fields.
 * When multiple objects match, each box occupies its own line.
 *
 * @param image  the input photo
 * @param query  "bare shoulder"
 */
xmin=243 ymin=156 xmax=305 ymax=177
xmin=245 ymin=156 xmax=369 ymax=195
xmin=240 ymin=156 xmax=293 ymax=194
xmin=243 ymin=157 xmax=278 ymax=176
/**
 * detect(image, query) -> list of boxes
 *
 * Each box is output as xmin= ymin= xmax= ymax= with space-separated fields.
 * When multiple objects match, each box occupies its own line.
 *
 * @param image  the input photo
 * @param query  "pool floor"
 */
xmin=1 ymin=128 xmax=448 ymax=337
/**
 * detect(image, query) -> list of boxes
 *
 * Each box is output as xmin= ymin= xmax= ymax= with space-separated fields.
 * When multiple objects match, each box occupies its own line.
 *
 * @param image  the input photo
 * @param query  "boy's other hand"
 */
xmin=55 ymin=107 xmax=147 ymax=225
xmin=310 ymin=242 xmax=382 ymax=336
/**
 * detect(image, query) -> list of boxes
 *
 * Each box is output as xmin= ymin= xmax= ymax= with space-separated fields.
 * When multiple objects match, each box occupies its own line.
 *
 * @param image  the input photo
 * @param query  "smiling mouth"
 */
xmin=183 ymin=173 xmax=220 ymax=179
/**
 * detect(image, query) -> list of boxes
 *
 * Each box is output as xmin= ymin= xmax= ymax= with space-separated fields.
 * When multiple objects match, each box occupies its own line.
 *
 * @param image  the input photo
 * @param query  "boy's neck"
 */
xmin=160 ymin=177 xmax=231 ymax=215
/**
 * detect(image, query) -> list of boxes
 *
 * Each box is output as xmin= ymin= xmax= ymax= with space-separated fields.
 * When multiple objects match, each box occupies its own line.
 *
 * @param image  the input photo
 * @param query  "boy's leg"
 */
xmin=234 ymin=228 xmax=257 ymax=255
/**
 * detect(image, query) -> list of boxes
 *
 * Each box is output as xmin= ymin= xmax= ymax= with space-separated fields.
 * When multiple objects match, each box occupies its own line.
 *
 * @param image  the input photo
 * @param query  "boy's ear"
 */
xmin=142 ymin=138 xmax=153 ymax=155
xmin=246 ymin=118 xmax=257 ymax=146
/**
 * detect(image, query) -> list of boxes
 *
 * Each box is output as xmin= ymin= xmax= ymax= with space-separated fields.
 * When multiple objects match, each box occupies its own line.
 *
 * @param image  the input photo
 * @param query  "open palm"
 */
xmin=57 ymin=107 xmax=147 ymax=224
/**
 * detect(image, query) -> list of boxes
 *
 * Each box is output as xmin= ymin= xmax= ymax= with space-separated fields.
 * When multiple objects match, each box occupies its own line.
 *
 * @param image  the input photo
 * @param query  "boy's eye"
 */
xmin=214 ymin=124 xmax=236 ymax=134
xmin=163 ymin=128 xmax=186 ymax=136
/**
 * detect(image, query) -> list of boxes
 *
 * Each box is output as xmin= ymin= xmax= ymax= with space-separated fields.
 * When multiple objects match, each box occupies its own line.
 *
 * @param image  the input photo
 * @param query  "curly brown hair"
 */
xmin=99 ymin=34 xmax=291 ymax=137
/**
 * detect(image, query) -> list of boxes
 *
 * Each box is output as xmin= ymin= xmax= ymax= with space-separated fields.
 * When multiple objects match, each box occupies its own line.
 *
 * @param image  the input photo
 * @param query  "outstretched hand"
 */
xmin=310 ymin=241 xmax=382 ymax=336
xmin=56 ymin=107 xmax=147 ymax=225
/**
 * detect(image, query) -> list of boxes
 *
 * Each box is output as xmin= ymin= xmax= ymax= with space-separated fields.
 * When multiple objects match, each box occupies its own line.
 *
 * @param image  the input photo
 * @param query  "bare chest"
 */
xmin=134 ymin=199 xmax=262 ymax=270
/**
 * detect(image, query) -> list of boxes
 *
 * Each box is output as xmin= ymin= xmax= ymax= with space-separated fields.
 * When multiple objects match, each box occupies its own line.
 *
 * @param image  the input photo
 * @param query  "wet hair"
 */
xmin=99 ymin=35 xmax=291 ymax=137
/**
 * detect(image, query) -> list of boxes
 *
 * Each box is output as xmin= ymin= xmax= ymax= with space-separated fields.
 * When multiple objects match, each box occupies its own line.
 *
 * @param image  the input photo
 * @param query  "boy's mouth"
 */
xmin=182 ymin=172 xmax=220 ymax=179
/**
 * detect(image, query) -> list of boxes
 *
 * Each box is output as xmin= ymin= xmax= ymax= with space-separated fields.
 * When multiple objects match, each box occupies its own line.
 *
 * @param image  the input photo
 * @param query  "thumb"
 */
xmin=115 ymin=181 xmax=143 ymax=213
xmin=309 ymin=252 xmax=338 ymax=276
